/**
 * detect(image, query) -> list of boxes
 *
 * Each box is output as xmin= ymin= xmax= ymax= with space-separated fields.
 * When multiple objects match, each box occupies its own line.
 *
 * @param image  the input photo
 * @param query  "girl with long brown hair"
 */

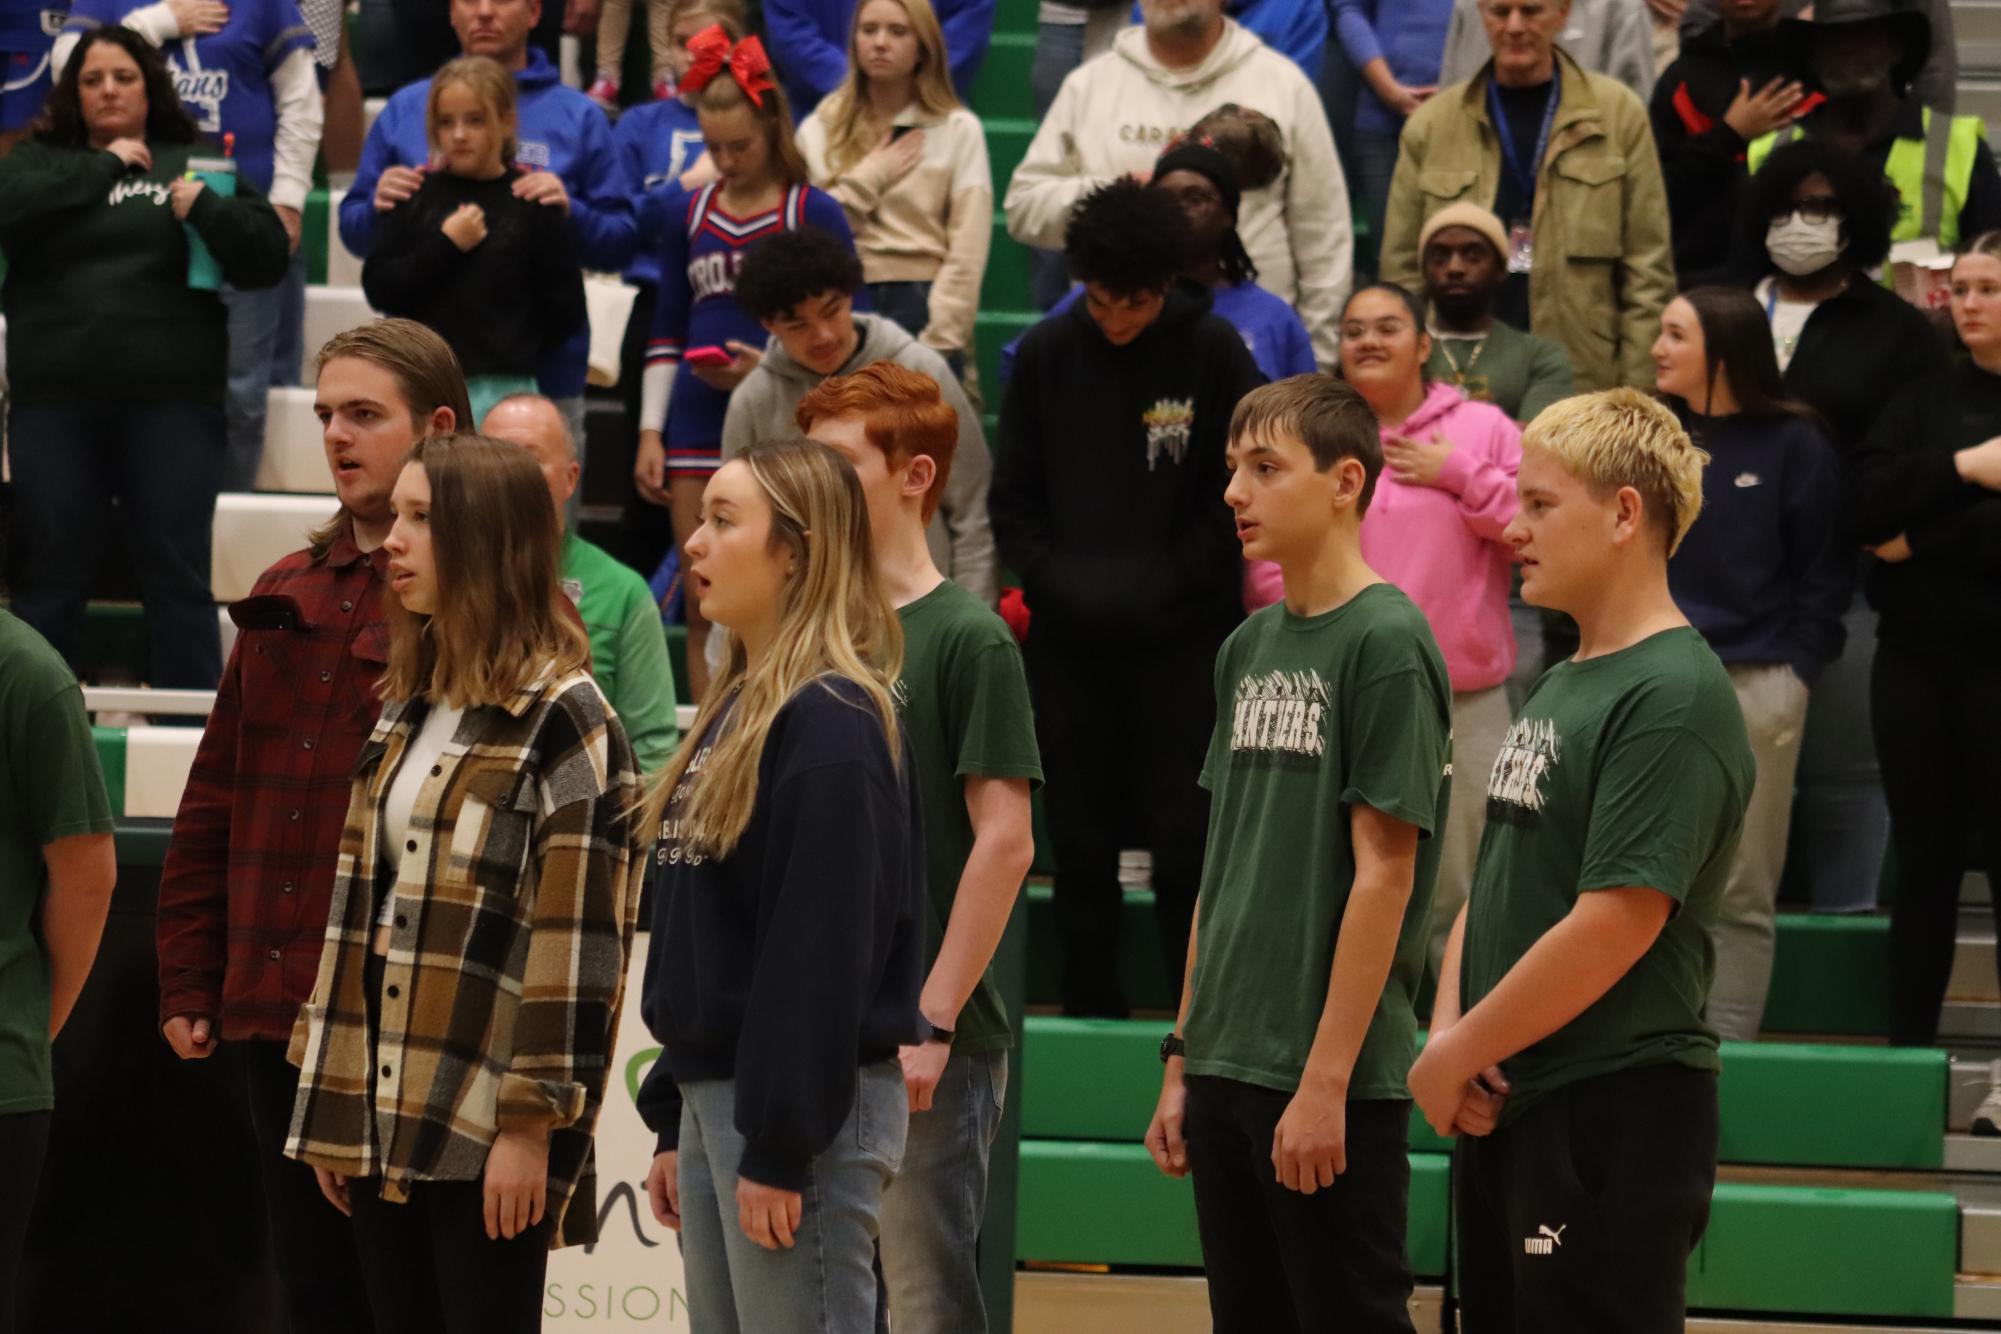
xmin=635 ymin=436 xmax=924 ymax=1332
xmin=797 ymin=0 xmax=991 ymax=378
xmin=285 ymin=433 xmax=646 ymax=1334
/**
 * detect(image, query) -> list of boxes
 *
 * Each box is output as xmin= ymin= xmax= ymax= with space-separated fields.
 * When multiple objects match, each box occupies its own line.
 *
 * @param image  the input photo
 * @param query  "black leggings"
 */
xmin=1873 ymin=640 xmax=2001 ymax=1046
xmin=0 ymin=1111 xmax=50 ymax=1334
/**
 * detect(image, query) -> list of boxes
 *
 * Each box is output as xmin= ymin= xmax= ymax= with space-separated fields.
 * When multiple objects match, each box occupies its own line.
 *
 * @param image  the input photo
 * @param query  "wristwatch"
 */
xmin=1159 ymin=1032 xmax=1185 ymax=1063
xmin=926 ymin=1020 xmax=956 ymax=1046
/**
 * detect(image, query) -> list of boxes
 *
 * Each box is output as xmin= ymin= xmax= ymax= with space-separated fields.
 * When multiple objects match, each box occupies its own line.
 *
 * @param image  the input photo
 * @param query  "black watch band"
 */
xmin=1160 ymin=1032 xmax=1185 ymax=1063
xmin=927 ymin=1021 xmax=956 ymax=1046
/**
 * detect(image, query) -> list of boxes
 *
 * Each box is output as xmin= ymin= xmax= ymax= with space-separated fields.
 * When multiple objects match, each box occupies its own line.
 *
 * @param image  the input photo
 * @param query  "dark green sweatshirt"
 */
xmin=0 ymin=139 xmax=290 ymax=406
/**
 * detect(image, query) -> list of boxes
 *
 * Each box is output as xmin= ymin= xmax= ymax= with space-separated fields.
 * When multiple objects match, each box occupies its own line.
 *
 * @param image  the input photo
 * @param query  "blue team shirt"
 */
xmin=64 ymin=0 xmax=313 ymax=192
xmin=1002 ymin=281 xmax=1315 ymax=385
xmin=0 ymin=0 xmax=64 ymax=131
xmin=342 ymin=49 xmax=636 ymax=397
xmin=614 ymin=96 xmax=703 ymax=289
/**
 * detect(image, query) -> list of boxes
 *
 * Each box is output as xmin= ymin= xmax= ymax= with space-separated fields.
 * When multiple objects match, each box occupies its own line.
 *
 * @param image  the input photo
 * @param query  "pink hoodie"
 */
xmin=1246 ymin=381 xmax=1522 ymax=692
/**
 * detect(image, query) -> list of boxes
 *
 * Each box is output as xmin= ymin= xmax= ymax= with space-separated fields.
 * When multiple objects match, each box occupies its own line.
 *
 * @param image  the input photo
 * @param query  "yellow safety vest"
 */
xmin=1748 ymin=108 xmax=1986 ymax=252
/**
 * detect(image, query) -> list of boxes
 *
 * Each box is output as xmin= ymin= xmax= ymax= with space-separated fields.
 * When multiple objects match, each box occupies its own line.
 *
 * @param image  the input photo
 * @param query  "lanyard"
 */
xmin=1488 ymin=68 xmax=1560 ymax=211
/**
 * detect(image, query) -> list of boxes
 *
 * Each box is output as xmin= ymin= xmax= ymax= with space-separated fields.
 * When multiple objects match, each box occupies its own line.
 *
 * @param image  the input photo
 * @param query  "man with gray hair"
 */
xmin=482 ymin=393 xmax=679 ymax=774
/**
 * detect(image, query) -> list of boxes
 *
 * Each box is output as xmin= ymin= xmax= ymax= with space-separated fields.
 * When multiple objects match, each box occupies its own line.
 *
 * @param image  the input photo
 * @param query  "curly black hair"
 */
xmin=35 ymin=26 xmax=198 ymax=149
xmin=1063 ymin=178 xmax=1192 ymax=296
xmin=1736 ymin=137 xmax=1898 ymax=278
xmin=734 ymin=227 xmax=866 ymax=321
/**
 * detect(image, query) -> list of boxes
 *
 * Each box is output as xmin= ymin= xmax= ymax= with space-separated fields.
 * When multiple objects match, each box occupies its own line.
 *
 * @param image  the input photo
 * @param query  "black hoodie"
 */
xmin=990 ymin=282 xmax=1265 ymax=652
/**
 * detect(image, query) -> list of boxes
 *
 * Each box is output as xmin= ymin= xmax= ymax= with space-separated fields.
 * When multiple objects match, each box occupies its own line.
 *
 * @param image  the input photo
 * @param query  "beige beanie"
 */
xmin=1416 ymin=202 xmax=1510 ymax=263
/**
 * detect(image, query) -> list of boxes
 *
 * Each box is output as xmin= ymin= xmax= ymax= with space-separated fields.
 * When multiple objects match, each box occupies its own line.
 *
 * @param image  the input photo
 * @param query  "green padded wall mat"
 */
xmin=1689 ymin=1183 xmax=1957 ymax=1317
xmin=1762 ymin=912 xmax=1890 ymax=1036
xmin=969 ymin=32 xmax=1036 ymax=121
xmin=92 ymin=726 xmax=127 ymax=818
xmin=304 ymin=186 xmax=331 ymax=286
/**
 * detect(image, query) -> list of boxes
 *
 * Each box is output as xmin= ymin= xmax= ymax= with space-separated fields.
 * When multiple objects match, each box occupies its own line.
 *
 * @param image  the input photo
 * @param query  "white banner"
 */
xmin=544 ymin=933 xmax=689 ymax=1329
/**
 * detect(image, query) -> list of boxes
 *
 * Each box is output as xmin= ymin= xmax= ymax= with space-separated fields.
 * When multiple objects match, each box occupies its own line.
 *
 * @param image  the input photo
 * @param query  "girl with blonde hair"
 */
xmin=285 ymin=433 xmax=646 ymax=1333
xmin=635 ymin=436 xmax=925 ymax=1331
xmin=798 ymin=0 xmax=991 ymax=378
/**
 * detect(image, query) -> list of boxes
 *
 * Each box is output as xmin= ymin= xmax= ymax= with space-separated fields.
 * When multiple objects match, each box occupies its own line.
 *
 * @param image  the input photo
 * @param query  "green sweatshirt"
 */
xmin=0 ymin=139 xmax=289 ymax=406
xmin=561 ymin=531 xmax=678 ymax=774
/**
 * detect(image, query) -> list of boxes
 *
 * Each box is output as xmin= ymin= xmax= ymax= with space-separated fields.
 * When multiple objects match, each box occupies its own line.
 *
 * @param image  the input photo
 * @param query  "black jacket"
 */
xmin=1847 ymin=361 xmax=2001 ymax=652
xmin=991 ymin=282 xmax=1265 ymax=652
xmin=1764 ymin=275 xmax=1949 ymax=461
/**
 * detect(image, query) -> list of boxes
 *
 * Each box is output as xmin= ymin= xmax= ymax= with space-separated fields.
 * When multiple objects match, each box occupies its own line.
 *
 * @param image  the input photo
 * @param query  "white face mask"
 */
xmin=1765 ymin=213 xmax=1845 ymax=277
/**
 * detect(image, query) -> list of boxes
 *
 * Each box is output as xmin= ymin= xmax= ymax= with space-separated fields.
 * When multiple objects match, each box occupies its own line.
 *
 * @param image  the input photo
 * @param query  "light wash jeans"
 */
xmin=878 ymin=1049 xmax=1009 ymax=1334
xmin=221 ymin=250 xmax=307 ymax=492
xmin=1789 ymin=593 xmax=1891 ymax=913
xmin=678 ymin=1060 xmax=906 ymax=1334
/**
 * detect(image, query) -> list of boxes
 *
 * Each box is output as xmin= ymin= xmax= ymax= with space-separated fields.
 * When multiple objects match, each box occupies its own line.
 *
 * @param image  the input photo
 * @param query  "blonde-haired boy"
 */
xmin=1408 ymin=388 xmax=1752 ymax=1332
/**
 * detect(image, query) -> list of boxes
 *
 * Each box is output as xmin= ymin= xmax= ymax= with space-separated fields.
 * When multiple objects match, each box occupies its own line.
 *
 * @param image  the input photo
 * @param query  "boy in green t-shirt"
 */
xmin=798 ymin=362 xmax=1043 ymax=1334
xmin=1408 ymin=389 xmax=1755 ymax=1333
xmin=1143 ymin=375 xmax=1454 ymax=1332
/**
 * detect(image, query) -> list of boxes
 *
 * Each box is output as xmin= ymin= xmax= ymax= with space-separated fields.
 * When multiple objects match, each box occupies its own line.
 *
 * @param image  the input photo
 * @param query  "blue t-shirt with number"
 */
xmin=64 ymin=0 xmax=313 ymax=192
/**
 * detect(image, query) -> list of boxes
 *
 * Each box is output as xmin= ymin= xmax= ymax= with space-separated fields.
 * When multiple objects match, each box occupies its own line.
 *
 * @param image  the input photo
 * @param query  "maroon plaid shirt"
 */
xmin=157 ymin=520 xmax=391 ymax=1041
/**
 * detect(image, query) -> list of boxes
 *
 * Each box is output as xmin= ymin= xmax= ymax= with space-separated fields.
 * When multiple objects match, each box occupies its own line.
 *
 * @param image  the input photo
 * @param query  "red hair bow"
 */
xmin=681 ymin=25 xmax=777 ymax=107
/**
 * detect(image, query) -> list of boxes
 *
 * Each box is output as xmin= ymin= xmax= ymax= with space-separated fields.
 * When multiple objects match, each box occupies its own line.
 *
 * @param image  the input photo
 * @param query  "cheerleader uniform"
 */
xmin=644 ymin=179 xmax=856 ymax=480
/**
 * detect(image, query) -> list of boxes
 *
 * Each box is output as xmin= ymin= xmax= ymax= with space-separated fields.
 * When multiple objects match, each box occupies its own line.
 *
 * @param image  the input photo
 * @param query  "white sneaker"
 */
xmin=1973 ymin=1060 xmax=2001 ymax=1137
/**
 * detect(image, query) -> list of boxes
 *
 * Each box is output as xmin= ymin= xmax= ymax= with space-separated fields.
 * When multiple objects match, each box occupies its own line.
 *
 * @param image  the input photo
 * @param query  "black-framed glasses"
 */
xmin=1773 ymin=198 xmax=1842 ymax=225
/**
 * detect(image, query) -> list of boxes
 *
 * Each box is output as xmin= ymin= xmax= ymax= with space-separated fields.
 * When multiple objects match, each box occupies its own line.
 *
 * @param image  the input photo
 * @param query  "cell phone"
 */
xmin=889 ymin=124 xmax=918 ymax=141
xmin=684 ymin=345 xmax=736 ymax=369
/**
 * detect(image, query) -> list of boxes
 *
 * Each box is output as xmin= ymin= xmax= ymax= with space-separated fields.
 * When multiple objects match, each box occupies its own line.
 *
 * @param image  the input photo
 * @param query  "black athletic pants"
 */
xmin=1024 ymin=634 xmax=1217 ymax=1017
xmin=0 ymin=1111 xmax=50 ymax=1334
xmin=1455 ymin=1063 xmax=1718 ymax=1334
xmin=1183 ymin=1078 xmax=1415 ymax=1334
xmin=242 ymin=1039 xmax=377 ymax=1334
xmin=1871 ymin=640 xmax=2001 ymax=1047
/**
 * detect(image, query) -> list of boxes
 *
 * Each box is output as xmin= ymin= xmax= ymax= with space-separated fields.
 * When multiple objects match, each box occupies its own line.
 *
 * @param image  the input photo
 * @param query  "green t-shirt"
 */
xmin=895 ymin=580 xmax=1044 ymax=1053
xmin=1182 ymin=584 xmax=1454 ymax=1099
xmin=0 ymin=611 xmax=113 ymax=1113
xmin=561 ymin=531 xmax=679 ymax=774
xmin=1462 ymin=627 xmax=1754 ymax=1121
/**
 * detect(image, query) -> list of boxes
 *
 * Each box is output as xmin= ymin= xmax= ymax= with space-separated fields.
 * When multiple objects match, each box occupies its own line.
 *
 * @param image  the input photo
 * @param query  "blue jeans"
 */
xmin=6 ymin=399 xmax=224 ymax=688
xmin=1790 ymin=593 xmax=1891 ymax=912
xmin=221 ymin=250 xmax=307 ymax=492
xmin=1351 ymin=130 xmax=1401 ymax=283
xmin=878 ymin=1049 xmax=1008 ymax=1334
xmin=1029 ymin=20 xmax=1086 ymax=311
xmin=678 ymin=1060 xmax=906 ymax=1333
xmin=867 ymin=281 xmax=968 ymax=381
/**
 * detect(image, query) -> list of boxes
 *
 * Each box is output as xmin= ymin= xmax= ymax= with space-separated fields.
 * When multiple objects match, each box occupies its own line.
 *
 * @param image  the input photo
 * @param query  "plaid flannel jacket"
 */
xmin=284 ymin=667 xmax=646 ymax=1248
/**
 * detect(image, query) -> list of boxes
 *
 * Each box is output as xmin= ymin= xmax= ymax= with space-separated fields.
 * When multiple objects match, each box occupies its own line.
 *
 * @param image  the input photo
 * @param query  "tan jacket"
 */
xmin=1381 ymin=48 xmax=1673 ymax=393
xmin=797 ymin=104 xmax=992 ymax=355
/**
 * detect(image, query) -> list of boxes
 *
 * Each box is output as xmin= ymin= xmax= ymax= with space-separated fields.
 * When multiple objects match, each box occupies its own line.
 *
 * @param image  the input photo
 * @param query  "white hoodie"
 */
xmin=1003 ymin=19 xmax=1351 ymax=368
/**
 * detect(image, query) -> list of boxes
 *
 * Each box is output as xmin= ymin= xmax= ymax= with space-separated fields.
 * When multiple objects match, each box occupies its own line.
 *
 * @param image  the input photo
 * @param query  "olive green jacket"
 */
xmin=1381 ymin=47 xmax=1674 ymax=394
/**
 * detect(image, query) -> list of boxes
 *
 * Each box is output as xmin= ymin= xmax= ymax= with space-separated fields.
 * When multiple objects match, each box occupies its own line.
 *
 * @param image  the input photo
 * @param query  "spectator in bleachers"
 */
xmin=587 ymin=0 xmax=675 ymax=107
xmin=483 ymin=392 xmax=681 ymax=773
xmin=611 ymin=0 xmax=744 ymax=582
xmin=1412 ymin=389 xmax=1753 ymax=1333
xmin=0 ymin=0 xmax=65 ymax=152
xmin=0 ymin=27 xmax=288 ymax=691
xmin=299 ymin=0 xmax=365 ymax=173
xmin=1682 ymin=0 xmax=1957 ymax=114
xmin=1382 ymin=0 xmax=1674 ymax=394
xmin=633 ymin=28 xmax=855 ymax=700
xmin=635 ymin=438 xmax=921 ymax=1333
xmin=1005 ymin=0 xmax=1353 ymax=367
xmin=1438 ymin=0 xmax=1655 ymax=97
xmin=990 ymin=181 xmax=1262 ymax=1017
xmin=1416 ymin=202 xmax=1573 ymax=424
xmin=797 ymin=363 xmax=1039 ymax=1334
xmin=1329 ymin=283 xmax=1521 ymax=977
xmin=1650 ymin=0 xmax=1814 ymax=284
xmin=762 ymin=0 xmax=991 ymax=113
xmin=154 ymin=318 xmax=470 ymax=1334
xmin=720 ymin=228 xmax=996 ymax=602
xmin=1735 ymin=139 xmax=1946 ymax=913
xmin=57 ymin=0 xmax=323 ymax=493
xmin=1652 ymin=286 xmax=1847 ymax=1043
xmin=1742 ymin=0 xmax=2001 ymax=265
xmin=344 ymin=0 xmax=636 ymax=451
xmin=1846 ymin=236 xmax=2001 ymax=1063
xmin=285 ymin=433 xmax=645 ymax=1330
xmin=361 ymin=55 xmax=586 ymax=424
xmin=1332 ymin=0 xmax=1451 ymax=280
xmin=0 ymin=611 xmax=114 ymax=1334
xmin=797 ymin=0 xmax=990 ymax=382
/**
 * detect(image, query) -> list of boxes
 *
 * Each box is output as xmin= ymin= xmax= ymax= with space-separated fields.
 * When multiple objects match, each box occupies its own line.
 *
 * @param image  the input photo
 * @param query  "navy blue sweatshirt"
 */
xmin=1847 ymin=361 xmax=2001 ymax=653
xmin=636 ymin=676 xmax=924 ymax=1190
xmin=1669 ymin=409 xmax=1850 ymax=681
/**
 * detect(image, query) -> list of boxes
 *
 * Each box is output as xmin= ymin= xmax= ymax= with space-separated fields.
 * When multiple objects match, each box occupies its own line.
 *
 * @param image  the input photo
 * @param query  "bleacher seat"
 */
xmin=302 ymin=286 xmax=379 ymax=368
xmin=123 ymin=726 xmax=204 ymax=819
xmin=254 ymin=387 xmax=335 ymax=494
xmin=211 ymin=494 xmax=339 ymax=601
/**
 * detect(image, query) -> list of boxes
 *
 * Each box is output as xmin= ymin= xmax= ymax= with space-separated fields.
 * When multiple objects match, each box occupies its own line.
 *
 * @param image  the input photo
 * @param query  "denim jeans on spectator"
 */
xmin=1790 ymin=593 xmax=1891 ymax=913
xmin=878 ymin=1049 xmax=1008 ymax=1334
xmin=1029 ymin=18 xmax=1086 ymax=311
xmin=677 ymin=1061 xmax=906 ymax=1334
xmin=1350 ymin=130 xmax=1400 ymax=282
xmin=868 ymin=280 xmax=969 ymax=381
xmin=271 ymin=247 xmax=309 ymax=390
xmin=7 ymin=399 xmax=224 ymax=688
xmin=221 ymin=250 xmax=306 ymax=492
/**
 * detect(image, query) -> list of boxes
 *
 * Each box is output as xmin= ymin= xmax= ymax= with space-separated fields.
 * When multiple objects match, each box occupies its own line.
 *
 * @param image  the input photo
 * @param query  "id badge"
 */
xmin=1507 ymin=222 xmax=1534 ymax=275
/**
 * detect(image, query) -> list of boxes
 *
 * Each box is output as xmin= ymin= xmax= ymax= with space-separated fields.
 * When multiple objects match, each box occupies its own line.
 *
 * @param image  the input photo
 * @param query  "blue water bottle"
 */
xmin=184 ymin=133 xmax=237 ymax=292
